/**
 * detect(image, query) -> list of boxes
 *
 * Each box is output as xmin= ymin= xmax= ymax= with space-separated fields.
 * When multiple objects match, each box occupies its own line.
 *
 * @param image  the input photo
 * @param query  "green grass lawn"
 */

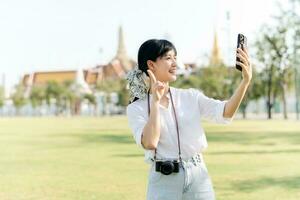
xmin=0 ymin=117 xmax=299 ymax=200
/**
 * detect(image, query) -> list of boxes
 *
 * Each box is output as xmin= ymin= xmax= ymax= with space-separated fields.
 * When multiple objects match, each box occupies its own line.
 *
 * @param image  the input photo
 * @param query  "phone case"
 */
xmin=236 ymin=34 xmax=247 ymax=71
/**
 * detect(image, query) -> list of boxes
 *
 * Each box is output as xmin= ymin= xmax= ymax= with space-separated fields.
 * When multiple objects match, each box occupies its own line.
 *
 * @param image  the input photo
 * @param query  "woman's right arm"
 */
xmin=141 ymin=100 xmax=160 ymax=149
xmin=141 ymin=69 xmax=165 ymax=150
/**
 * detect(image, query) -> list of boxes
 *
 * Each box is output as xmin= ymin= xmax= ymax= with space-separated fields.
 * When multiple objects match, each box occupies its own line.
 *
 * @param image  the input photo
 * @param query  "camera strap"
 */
xmin=147 ymin=87 xmax=183 ymax=163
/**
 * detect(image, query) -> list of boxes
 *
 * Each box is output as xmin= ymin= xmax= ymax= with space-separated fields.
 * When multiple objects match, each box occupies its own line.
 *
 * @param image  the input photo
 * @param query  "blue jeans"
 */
xmin=146 ymin=154 xmax=216 ymax=200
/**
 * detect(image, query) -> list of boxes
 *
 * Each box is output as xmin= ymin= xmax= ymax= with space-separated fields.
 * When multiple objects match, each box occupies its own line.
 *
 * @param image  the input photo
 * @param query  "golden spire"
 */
xmin=209 ymin=31 xmax=223 ymax=66
xmin=113 ymin=25 xmax=133 ymax=72
xmin=116 ymin=26 xmax=127 ymax=58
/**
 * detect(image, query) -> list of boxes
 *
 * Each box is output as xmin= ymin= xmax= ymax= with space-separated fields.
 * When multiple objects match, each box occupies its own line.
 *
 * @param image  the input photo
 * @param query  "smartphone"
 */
xmin=236 ymin=33 xmax=247 ymax=71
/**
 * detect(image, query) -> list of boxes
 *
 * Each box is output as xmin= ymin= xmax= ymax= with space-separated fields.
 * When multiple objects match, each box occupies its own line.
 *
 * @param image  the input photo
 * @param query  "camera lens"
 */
xmin=160 ymin=161 xmax=174 ymax=175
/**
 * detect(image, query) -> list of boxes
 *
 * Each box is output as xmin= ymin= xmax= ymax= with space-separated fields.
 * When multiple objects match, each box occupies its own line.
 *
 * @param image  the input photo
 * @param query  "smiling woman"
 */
xmin=126 ymin=39 xmax=252 ymax=200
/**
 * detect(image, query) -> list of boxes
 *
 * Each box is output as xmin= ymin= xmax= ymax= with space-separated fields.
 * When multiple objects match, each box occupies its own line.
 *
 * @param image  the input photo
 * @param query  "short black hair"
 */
xmin=129 ymin=39 xmax=177 ymax=104
xmin=137 ymin=39 xmax=177 ymax=76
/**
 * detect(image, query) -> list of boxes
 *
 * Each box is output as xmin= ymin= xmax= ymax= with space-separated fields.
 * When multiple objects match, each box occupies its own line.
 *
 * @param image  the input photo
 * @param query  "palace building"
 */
xmin=22 ymin=26 xmax=136 ymax=93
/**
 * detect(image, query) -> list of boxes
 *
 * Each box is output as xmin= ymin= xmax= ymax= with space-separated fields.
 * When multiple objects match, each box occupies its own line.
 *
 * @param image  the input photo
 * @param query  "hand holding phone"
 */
xmin=236 ymin=33 xmax=247 ymax=71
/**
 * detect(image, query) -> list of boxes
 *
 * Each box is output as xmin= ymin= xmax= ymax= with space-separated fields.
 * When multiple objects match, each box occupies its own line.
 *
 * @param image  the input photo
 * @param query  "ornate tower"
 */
xmin=113 ymin=26 xmax=134 ymax=72
xmin=116 ymin=26 xmax=127 ymax=59
xmin=209 ymin=31 xmax=223 ymax=66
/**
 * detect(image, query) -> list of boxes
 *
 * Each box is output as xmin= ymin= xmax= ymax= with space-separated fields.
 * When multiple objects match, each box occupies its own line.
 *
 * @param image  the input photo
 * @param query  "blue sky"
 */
xmin=0 ymin=0 xmax=288 ymax=90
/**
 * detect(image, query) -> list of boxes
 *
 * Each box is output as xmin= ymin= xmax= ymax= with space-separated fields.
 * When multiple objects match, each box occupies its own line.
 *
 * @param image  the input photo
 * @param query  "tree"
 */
xmin=96 ymin=78 xmax=126 ymax=106
xmin=62 ymin=80 xmax=78 ymax=115
xmin=96 ymin=79 xmax=122 ymax=93
xmin=83 ymin=93 xmax=97 ymax=115
xmin=117 ymin=79 xmax=130 ymax=106
xmin=255 ymin=20 xmax=294 ymax=119
xmin=11 ymin=84 xmax=27 ymax=115
xmin=171 ymin=63 xmax=267 ymax=119
xmin=45 ymin=81 xmax=67 ymax=115
xmin=171 ymin=73 xmax=201 ymax=90
xmin=0 ymin=86 xmax=4 ymax=108
xmin=0 ymin=86 xmax=4 ymax=116
xmin=29 ymin=85 xmax=46 ymax=115
xmin=252 ymin=0 xmax=300 ymax=119
xmin=236 ymin=66 xmax=264 ymax=118
xmin=288 ymin=0 xmax=300 ymax=119
xmin=197 ymin=65 xmax=232 ymax=100
xmin=171 ymin=65 xmax=231 ymax=100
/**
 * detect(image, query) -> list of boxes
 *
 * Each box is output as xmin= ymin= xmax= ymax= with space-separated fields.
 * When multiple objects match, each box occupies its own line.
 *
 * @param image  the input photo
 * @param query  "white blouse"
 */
xmin=126 ymin=87 xmax=232 ymax=163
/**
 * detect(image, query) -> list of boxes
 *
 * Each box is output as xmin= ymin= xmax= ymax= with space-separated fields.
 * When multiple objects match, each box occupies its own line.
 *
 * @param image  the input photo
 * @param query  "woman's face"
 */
xmin=148 ymin=49 xmax=177 ymax=83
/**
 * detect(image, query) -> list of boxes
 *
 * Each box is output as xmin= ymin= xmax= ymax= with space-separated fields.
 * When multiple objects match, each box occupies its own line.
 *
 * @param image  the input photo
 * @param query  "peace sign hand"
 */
xmin=147 ymin=70 xmax=166 ymax=102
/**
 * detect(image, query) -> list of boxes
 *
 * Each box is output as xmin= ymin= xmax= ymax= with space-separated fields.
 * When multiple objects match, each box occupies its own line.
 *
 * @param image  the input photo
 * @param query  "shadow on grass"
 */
xmin=208 ymin=149 xmax=300 ymax=155
xmin=78 ymin=133 xmax=134 ymax=144
xmin=45 ymin=129 xmax=300 ymax=149
xmin=232 ymin=176 xmax=300 ymax=192
xmin=98 ymin=134 xmax=134 ymax=144
xmin=207 ymin=131 xmax=300 ymax=145
xmin=47 ymin=132 xmax=135 ymax=145
xmin=113 ymin=153 xmax=143 ymax=157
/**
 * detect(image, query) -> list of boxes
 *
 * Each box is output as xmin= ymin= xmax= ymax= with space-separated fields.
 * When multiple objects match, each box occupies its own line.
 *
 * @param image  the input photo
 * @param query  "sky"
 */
xmin=0 ymin=0 xmax=289 ymax=91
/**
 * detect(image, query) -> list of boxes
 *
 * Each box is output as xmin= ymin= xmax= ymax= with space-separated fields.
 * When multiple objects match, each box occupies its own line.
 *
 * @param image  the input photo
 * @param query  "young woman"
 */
xmin=126 ymin=39 xmax=252 ymax=200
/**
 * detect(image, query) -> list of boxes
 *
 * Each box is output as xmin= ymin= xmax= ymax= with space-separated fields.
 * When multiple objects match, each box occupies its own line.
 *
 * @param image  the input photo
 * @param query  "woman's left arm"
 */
xmin=223 ymin=47 xmax=252 ymax=118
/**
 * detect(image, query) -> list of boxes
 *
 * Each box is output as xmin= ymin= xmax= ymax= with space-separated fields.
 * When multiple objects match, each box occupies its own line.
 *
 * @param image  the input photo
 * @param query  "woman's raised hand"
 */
xmin=147 ymin=70 xmax=165 ymax=102
xmin=236 ymin=48 xmax=252 ymax=83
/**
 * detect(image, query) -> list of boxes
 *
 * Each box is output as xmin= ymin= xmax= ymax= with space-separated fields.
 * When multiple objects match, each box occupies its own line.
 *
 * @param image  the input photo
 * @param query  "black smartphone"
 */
xmin=236 ymin=33 xmax=247 ymax=71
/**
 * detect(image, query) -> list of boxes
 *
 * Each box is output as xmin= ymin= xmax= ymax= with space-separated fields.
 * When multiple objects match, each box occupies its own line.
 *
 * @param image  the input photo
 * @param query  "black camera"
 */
xmin=155 ymin=160 xmax=180 ymax=175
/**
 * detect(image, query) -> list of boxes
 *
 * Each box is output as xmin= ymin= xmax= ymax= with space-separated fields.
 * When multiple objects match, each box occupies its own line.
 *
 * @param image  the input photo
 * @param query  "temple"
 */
xmin=22 ymin=26 xmax=136 ymax=92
